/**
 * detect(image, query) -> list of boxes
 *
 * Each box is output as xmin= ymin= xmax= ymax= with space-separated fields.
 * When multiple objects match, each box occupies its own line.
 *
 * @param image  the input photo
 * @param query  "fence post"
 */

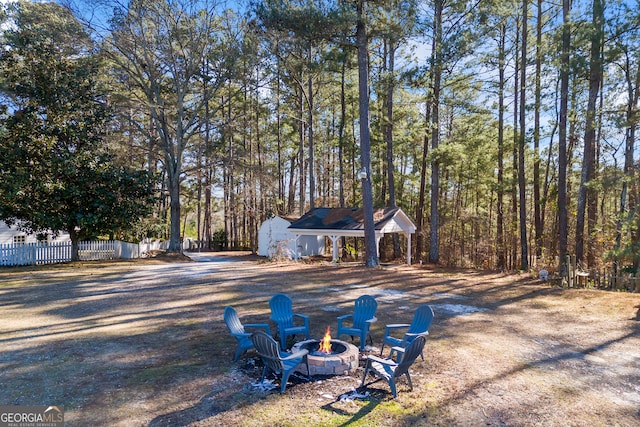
xmin=564 ymin=255 xmax=571 ymax=288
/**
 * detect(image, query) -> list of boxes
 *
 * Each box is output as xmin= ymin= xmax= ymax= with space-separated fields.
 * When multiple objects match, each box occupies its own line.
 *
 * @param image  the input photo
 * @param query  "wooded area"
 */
xmin=1 ymin=0 xmax=639 ymax=273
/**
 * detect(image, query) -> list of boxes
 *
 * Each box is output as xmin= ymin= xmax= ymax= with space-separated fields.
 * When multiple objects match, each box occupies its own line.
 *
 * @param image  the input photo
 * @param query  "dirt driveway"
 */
xmin=0 ymin=252 xmax=639 ymax=426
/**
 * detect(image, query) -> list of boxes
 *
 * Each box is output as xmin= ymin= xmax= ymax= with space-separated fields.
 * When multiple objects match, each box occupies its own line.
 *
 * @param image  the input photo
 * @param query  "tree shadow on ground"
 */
xmin=147 ymin=361 xmax=310 ymax=427
xmin=414 ymin=326 xmax=640 ymax=424
xmin=320 ymin=393 xmax=381 ymax=427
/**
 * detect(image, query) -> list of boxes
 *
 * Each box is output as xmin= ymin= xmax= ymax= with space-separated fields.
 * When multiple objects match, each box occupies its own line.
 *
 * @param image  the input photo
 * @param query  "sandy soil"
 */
xmin=0 ymin=252 xmax=638 ymax=426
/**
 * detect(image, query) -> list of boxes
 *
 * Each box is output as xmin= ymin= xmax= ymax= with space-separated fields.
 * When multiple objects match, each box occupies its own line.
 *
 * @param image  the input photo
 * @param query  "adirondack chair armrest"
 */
xmin=385 ymin=323 xmax=411 ymax=330
xmin=232 ymin=331 xmax=252 ymax=340
xmin=281 ymin=348 xmax=308 ymax=361
xmin=389 ymin=345 xmax=406 ymax=361
xmin=403 ymin=331 xmax=428 ymax=341
xmin=293 ymin=313 xmax=309 ymax=326
xmin=337 ymin=314 xmax=353 ymax=328
xmin=366 ymin=354 xmax=397 ymax=367
xmin=244 ymin=323 xmax=272 ymax=336
xmin=384 ymin=323 xmax=410 ymax=337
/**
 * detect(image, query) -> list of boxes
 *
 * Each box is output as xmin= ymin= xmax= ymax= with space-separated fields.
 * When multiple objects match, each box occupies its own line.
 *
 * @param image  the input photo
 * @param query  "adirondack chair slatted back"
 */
xmin=224 ymin=306 xmax=245 ymax=335
xmin=270 ymin=293 xmax=294 ymax=328
xmin=251 ymin=331 xmax=284 ymax=374
xmin=407 ymin=305 xmax=434 ymax=335
xmin=353 ymin=295 xmax=377 ymax=330
xmin=337 ymin=295 xmax=378 ymax=350
xmin=269 ymin=293 xmax=310 ymax=350
xmin=393 ymin=335 xmax=426 ymax=379
xmin=251 ymin=330 xmax=309 ymax=393
xmin=380 ymin=304 xmax=433 ymax=358
xmin=360 ymin=334 xmax=426 ymax=398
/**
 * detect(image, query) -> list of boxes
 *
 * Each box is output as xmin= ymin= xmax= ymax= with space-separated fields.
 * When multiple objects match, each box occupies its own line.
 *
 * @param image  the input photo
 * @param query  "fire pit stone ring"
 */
xmin=292 ymin=339 xmax=360 ymax=376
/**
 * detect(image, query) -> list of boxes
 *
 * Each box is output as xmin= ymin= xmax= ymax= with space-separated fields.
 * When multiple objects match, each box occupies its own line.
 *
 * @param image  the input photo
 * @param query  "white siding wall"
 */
xmin=0 ymin=221 xmax=70 ymax=245
xmin=258 ymin=216 xmax=324 ymax=258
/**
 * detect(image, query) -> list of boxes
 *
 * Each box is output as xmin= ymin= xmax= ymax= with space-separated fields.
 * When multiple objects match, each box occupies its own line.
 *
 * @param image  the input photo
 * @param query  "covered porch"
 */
xmin=287 ymin=207 xmax=416 ymax=265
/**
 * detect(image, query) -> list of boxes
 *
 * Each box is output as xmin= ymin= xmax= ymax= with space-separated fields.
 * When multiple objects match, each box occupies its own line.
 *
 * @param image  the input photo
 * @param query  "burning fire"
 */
xmin=319 ymin=326 xmax=332 ymax=353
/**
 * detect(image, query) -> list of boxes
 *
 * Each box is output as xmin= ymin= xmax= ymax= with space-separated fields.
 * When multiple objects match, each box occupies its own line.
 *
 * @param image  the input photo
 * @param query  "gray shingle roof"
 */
xmin=287 ymin=207 xmax=402 ymax=231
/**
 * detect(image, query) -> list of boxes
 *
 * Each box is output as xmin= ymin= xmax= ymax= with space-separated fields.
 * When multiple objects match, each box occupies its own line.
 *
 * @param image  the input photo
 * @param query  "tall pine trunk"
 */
xmin=339 ymin=57 xmax=347 ymax=208
xmin=308 ymin=66 xmax=315 ymax=210
xmin=416 ymin=98 xmax=431 ymax=263
xmin=497 ymin=23 xmax=506 ymax=270
xmin=512 ymin=13 xmax=519 ymax=270
xmin=576 ymin=0 xmax=603 ymax=267
xmin=385 ymin=37 xmax=401 ymax=259
xmin=298 ymin=93 xmax=306 ymax=215
xmin=356 ymin=0 xmax=379 ymax=267
xmin=533 ymin=0 xmax=543 ymax=262
xmin=518 ymin=0 xmax=529 ymax=271
xmin=429 ymin=0 xmax=444 ymax=264
xmin=558 ymin=0 xmax=571 ymax=275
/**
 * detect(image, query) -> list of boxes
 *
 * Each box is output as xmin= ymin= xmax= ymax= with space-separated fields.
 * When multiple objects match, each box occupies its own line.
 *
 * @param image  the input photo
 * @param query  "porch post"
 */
xmin=294 ymin=234 xmax=300 ymax=261
xmin=406 ymin=232 xmax=412 ymax=265
xmin=329 ymin=235 xmax=339 ymax=263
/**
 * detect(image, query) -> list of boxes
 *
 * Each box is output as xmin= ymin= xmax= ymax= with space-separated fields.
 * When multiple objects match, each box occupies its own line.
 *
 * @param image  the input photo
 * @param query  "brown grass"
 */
xmin=0 ymin=252 xmax=639 ymax=426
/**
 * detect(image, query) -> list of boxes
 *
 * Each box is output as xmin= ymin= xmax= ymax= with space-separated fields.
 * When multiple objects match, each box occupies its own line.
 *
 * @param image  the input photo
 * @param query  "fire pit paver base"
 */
xmin=292 ymin=339 xmax=360 ymax=376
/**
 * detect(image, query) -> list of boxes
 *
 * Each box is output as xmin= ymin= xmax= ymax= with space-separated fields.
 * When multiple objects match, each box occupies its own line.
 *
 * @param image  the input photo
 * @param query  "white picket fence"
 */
xmin=0 ymin=240 xmax=166 ymax=267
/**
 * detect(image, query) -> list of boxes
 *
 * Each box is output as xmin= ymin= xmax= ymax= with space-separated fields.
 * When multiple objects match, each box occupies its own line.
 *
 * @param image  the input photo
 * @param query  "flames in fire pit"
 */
xmin=292 ymin=337 xmax=359 ymax=376
xmin=319 ymin=326 xmax=332 ymax=353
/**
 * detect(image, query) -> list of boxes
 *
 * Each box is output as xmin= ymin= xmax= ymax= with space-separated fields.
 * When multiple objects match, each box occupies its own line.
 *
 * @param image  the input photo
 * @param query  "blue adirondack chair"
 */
xmin=223 ymin=306 xmax=271 ymax=362
xmin=251 ymin=331 xmax=309 ymax=393
xmin=360 ymin=334 xmax=426 ymax=398
xmin=269 ymin=293 xmax=310 ymax=350
xmin=337 ymin=295 xmax=378 ymax=350
xmin=380 ymin=304 xmax=434 ymax=359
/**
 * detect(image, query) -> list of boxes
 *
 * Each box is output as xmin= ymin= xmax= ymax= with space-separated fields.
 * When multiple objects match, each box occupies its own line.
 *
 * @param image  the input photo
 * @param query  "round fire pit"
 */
xmin=292 ymin=339 xmax=360 ymax=376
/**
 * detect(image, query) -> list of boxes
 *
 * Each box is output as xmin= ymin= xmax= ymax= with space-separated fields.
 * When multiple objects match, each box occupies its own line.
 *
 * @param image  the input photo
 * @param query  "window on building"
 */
xmin=13 ymin=235 xmax=26 ymax=245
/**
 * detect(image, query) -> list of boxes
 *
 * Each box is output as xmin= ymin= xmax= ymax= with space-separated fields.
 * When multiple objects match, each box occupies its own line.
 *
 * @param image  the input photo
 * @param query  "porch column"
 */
xmin=329 ymin=235 xmax=340 ymax=263
xmin=406 ymin=232 xmax=412 ymax=265
xmin=294 ymin=234 xmax=300 ymax=261
xmin=375 ymin=234 xmax=381 ymax=258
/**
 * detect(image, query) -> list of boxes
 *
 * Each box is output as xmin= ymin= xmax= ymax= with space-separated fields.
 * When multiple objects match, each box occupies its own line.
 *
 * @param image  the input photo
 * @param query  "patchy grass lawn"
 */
xmin=0 ymin=252 xmax=639 ymax=426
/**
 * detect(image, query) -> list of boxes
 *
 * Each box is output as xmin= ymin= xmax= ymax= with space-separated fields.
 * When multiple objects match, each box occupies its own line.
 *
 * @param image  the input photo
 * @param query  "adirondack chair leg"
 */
xmin=405 ymin=372 xmax=413 ymax=391
xmin=357 ymin=332 xmax=371 ymax=350
xmin=360 ymin=360 xmax=371 ymax=388
xmin=233 ymin=347 xmax=244 ymax=362
xmin=389 ymin=381 xmax=398 ymax=398
xmin=280 ymin=372 xmax=291 ymax=393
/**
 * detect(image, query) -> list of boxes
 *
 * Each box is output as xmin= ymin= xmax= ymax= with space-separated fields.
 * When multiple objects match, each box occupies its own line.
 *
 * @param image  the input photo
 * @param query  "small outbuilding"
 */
xmin=0 ymin=221 xmax=69 ymax=245
xmin=0 ymin=221 xmax=28 ymax=245
xmin=257 ymin=215 xmax=324 ymax=259
xmin=287 ymin=207 xmax=416 ymax=265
